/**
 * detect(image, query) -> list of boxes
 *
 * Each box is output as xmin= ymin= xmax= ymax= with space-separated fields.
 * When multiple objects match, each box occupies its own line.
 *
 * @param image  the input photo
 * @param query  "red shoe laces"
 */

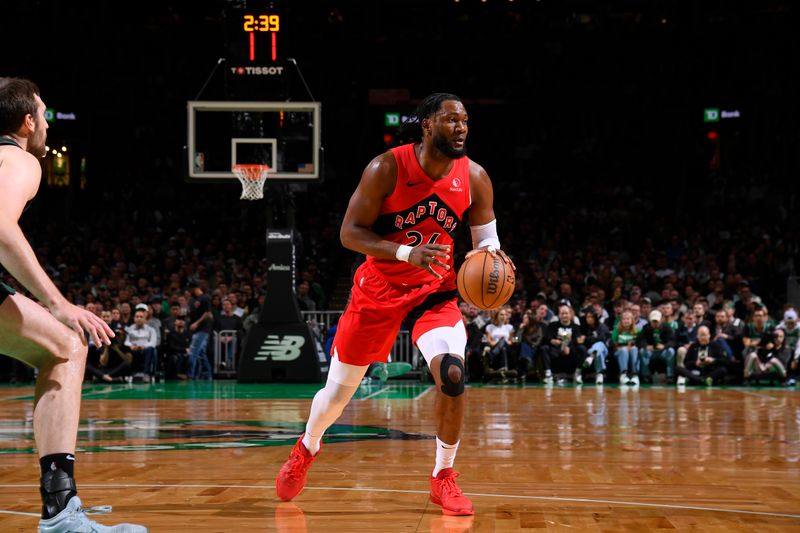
xmin=440 ymin=472 xmax=463 ymax=496
xmin=285 ymin=449 xmax=309 ymax=480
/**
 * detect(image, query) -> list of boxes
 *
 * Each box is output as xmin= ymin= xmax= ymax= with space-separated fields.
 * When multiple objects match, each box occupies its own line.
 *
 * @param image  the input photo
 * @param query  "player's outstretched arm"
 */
xmin=340 ymin=151 xmax=451 ymax=278
xmin=0 ymin=150 xmax=113 ymax=346
xmin=465 ymin=161 xmax=515 ymax=270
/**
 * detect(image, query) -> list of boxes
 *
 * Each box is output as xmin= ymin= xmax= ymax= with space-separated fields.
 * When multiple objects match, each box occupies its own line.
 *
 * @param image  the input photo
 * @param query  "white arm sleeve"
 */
xmin=470 ymin=219 xmax=501 ymax=250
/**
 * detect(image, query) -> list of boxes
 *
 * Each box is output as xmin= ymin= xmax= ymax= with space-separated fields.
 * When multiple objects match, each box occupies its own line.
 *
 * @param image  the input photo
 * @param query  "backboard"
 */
xmin=187 ymin=101 xmax=321 ymax=181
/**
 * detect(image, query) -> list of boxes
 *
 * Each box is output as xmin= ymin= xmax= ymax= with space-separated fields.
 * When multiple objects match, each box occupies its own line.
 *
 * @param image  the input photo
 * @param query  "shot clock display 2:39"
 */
xmin=241 ymin=13 xmax=281 ymax=62
xmin=243 ymin=14 xmax=280 ymax=32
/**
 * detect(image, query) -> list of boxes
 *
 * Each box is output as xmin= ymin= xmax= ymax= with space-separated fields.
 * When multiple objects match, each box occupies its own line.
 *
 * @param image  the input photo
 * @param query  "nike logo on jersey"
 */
xmin=407 ymin=180 xmax=424 ymax=186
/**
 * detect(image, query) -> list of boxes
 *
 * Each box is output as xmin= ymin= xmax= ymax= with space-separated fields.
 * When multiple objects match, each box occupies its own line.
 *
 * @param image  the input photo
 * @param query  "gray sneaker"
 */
xmin=38 ymin=496 xmax=148 ymax=533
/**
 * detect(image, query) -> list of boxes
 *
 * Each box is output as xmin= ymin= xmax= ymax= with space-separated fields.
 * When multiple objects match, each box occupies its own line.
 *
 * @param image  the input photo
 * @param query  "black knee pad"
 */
xmin=439 ymin=354 xmax=465 ymax=397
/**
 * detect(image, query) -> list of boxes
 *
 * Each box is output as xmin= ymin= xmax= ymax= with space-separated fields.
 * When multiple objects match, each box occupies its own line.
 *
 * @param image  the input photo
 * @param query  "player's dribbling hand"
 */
xmin=408 ymin=244 xmax=451 ymax=280
xmin=465 ymin=246 xmax=516 ymax=271
xmin=50 ymin=301 xmax=115 ymax=347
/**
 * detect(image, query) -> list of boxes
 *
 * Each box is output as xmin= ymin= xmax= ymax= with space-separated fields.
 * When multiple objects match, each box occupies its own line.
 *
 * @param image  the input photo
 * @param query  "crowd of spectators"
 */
xmin=0 ymin=189 xmax=337 ymax=382
xmin=461 ymin=289 xmax=799 ymax=388
xmin=448 ymin=170 xmax=799 ymax=387
xmin=1 ymin=151 xmax=798 ymax=386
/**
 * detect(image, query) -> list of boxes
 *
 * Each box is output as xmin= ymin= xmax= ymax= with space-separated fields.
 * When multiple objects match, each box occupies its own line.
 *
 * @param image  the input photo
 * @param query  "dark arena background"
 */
xmin=1 ymin=1 xmax=799 ymax=531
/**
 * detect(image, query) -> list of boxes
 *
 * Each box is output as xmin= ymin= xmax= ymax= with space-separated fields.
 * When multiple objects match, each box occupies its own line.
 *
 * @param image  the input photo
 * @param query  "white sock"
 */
xmin=302 ymin=430 xmax=323 ymax=456
xmin=301 ymin=380 xmax=358 ymax=456
xmin=432 ymin=436 xmax=459 ymax=477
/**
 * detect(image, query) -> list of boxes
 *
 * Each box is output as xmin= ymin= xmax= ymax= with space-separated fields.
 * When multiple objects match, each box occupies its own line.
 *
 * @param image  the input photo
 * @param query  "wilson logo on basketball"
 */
xmin=457 ymin=249 xmax=514 ymax=310
xmin=487 ymin=257 xmax=501 ymax=295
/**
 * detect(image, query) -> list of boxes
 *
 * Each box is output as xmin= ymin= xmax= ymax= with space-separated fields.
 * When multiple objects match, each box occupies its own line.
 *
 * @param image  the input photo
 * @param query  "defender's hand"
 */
xmin=465 ymin=246 xmax=516 ymax=271
xmin=408 ymin=244 xmax=451 ymax=280
xmin=50 ymin=301 xmax=115 ymax=347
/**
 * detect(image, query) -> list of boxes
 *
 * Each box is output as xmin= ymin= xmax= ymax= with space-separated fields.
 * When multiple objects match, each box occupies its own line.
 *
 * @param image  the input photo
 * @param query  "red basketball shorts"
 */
xmin=331 ymin=261 xmax=463 ymax=366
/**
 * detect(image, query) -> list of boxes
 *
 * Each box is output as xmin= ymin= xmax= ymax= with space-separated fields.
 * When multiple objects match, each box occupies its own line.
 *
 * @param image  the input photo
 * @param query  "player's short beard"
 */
xmin=27 ymin=115 xmax=47 ymax=158
xmin=432 ymin=132 xmax=467 ymax=159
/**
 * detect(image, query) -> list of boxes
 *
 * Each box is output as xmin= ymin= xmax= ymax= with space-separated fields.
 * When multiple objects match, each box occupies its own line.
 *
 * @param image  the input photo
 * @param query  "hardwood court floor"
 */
xmin=1 ymin=381 xmax=798 ymax=532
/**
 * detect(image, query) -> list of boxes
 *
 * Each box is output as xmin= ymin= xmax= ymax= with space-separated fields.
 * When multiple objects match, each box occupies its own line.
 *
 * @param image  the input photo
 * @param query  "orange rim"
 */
xmin=232 ymin=164 xmax=270 ymax=171
xmin=232 ymin=164 xmax=270 ymax=181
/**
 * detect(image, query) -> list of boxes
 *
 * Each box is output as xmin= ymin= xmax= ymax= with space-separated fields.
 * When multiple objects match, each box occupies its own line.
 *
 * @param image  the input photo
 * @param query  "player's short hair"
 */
xmin=398 ymin=92 xmax=462 ymax=144
xmin=0 ymin=77 xmax=40 ymax=136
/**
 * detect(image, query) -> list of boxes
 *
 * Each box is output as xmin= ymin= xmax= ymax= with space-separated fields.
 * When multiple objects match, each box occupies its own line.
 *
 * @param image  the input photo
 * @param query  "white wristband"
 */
xmin=395 ymin=244 xmax=412 ymax=262
xmin=471 ymin=219 xmax=501 ymax=250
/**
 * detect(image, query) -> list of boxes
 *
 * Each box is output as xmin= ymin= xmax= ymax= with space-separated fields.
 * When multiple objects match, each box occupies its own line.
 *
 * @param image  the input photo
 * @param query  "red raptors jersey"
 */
xmin=366 ymin=143 xmax=472 ymax=287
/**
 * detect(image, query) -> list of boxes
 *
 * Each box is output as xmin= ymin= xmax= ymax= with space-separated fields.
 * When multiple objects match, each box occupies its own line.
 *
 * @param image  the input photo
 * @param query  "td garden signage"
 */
xmin=703 ymin=108 xmax=741 ymax=123
xmin=44 ymin=108 xmax=78 ymax=123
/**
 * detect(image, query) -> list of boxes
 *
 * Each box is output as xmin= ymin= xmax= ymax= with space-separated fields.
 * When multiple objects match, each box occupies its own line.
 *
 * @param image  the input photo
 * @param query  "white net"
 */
xmin=232 ymin=165 xmax=269 ymax=200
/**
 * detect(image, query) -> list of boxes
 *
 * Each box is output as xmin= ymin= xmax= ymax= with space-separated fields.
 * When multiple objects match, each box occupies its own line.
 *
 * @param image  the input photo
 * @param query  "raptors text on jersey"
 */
xmin=368 ymin=143 xmax=472 ymax=286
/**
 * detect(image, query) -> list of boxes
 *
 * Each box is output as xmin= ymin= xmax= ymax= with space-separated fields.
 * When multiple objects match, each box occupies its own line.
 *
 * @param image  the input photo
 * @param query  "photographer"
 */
xmin=86 ymin=310 xmax=133 ymax=382
xmin=541 ymin=303 xmax=586 ymax=385
xmin=677 ymin=325 xmax=727 ymax=386
xmin=165 ymin=313 xmax=192 ymax=380
xmin=744 ymin=328 xmax=792 ymax=385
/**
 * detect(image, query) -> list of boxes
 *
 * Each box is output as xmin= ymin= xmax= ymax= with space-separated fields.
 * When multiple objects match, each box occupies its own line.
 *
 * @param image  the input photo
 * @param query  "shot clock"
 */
xmin=241 ymin=14 xmax=280 ymax=62
xmin=227 ymin=7 xmax=283 ymax=64
xmin=192 ymin=3 xmax=320 ymax=185
xmin=224 ymin=4 xmax=288 ymax=98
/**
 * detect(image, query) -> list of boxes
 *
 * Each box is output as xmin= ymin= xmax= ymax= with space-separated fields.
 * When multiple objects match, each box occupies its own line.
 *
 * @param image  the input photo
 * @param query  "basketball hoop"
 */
xmin=232 ymin=164 xmax=269 ymax=200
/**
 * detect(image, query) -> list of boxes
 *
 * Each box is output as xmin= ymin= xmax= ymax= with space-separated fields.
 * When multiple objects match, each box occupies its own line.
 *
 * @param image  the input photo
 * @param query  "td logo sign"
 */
xmin=704 ymin=108 xmax=720 ymax=123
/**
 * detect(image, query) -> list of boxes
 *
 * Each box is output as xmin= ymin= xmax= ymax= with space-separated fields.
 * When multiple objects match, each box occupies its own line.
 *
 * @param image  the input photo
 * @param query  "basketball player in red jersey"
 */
xmin=0 ymin=78 xmax=147 ymax=532
xmin=277 ymin=93 xmax=513 ymax=515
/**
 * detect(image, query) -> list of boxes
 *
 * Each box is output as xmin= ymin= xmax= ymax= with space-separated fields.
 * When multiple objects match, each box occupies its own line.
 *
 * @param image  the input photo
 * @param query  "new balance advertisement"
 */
xmin=238 ymin=322 xmax=328 ymax=383
xmin=238 ymin=228 xmax=328 ymax=382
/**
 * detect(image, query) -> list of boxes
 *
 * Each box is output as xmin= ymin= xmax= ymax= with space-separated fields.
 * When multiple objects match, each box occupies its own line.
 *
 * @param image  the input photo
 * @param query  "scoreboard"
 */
xmin=229 ymin=10 xmax=282 ymax=64
xmin=224 ymin=3 xmax=288 ymax=99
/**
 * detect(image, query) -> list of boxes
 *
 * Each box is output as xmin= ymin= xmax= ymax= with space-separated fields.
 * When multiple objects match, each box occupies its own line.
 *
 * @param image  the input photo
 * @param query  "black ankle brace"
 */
xmin=40 ymin=468 xmax=77 ymax=519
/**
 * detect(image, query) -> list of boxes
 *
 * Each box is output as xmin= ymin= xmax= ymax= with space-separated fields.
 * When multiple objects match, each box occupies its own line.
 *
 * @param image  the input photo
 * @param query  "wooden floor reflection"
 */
xmin=1 ymin=382 xmax=798 ymax=531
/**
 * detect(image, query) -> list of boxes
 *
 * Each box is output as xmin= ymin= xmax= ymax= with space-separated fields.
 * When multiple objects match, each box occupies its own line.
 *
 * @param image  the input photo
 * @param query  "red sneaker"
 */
xmin=430 ymin=468 xmax=474 ymax=516
xmin=276 ymin=435 xmax=320 ymax=501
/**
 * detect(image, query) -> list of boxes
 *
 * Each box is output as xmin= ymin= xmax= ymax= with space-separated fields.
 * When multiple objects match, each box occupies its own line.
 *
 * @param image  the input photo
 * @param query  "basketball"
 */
xmin=457 ymin=250 xmax=515 ymax=310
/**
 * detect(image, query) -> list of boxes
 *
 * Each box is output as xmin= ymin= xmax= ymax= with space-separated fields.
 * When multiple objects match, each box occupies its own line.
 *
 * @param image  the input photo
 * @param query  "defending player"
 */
xmin=0 ymin=77 xmax=147 ymax=532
